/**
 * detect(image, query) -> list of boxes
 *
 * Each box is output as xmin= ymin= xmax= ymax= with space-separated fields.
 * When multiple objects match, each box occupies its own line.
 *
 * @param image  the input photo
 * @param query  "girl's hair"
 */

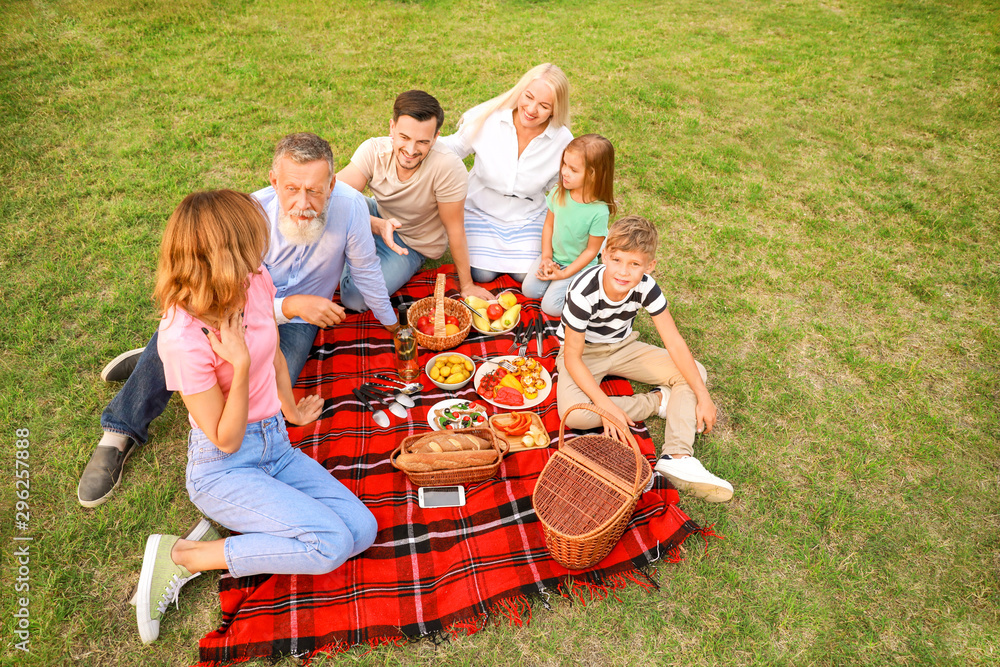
xmin=554 ymin=134 xmax=617 ymax=216
xmin=154 ymin=190 xmax=270 ymax=323
xmin=460 ymin=63 xmax=570 ymax=141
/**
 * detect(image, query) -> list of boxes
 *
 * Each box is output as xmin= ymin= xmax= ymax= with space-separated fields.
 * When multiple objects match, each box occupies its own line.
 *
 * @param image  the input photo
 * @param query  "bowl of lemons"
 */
xmin=426 ymin=352 xmax=476 ymax=390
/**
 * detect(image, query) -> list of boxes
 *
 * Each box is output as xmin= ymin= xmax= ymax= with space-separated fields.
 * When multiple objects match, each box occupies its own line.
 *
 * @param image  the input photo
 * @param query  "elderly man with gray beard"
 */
xmin=77 ymin=133 xmax=397 ymax=509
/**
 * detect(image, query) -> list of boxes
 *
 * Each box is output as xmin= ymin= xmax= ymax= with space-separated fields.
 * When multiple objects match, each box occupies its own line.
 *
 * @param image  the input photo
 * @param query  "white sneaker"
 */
xmin=654 ymin=455 xmax=733 ymax=503
xmin=656 ymin=361 xmax=708 ymax=419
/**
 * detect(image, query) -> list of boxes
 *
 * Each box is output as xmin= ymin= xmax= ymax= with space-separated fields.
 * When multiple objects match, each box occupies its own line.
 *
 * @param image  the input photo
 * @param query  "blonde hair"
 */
xmin=460 ymin=63 xmax=570 ymax=140
xmin=154 ymin=190 xmax=270 ymax=324
xmin=554 ymin=134 xmax=617 ymax=216
xmin=605 ymin=215 xmax=658 ymax=260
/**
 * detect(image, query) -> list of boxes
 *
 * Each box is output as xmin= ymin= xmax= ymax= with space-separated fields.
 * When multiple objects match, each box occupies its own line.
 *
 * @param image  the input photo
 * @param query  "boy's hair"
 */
xmin=461 ymin=63 xmax=571 ymax=141
xmin=393 ymin=90 xmax=445 ymax=132
xmin=554 ymin=134 xmax=617 ymax=216
xmin=154 ymin=190 xmax=269 ymax=323
xmin=272 ymin=132 xmax=335 ymax=176
xmin=604 ymin=215 xmax=658 ymax=260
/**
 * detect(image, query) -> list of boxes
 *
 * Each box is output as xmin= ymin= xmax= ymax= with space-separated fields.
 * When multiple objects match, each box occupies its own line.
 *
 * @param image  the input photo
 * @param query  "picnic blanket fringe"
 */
xmin=295 ymin=544 xmax=711 ymax=666
xmin=194 ymin=657 xmax=255 ymax=667
xmin=193 ymin=531 xmax=714 ymax=667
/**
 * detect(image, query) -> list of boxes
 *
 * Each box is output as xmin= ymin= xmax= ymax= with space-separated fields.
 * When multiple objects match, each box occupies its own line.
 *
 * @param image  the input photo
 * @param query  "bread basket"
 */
xmin=408 ymin=273 xmax=471 ymax=351
xmin=391 ymin=427 xmax=504 ymax=487
xmin=532 ymin=404 xmax=652 ymax=570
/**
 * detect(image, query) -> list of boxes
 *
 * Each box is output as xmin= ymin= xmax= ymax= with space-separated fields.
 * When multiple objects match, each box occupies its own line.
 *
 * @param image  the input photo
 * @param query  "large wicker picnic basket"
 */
xmin=408 ymin=273 xmax=471 ymax=352
xmin=391 ymin=427 xmax=504 ymax=487
xmin=532 ymin=404 xmax=652 ymax=570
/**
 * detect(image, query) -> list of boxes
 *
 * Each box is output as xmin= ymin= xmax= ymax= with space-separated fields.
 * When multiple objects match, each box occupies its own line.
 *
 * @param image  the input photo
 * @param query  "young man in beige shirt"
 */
xmin=337 ymin=90 xmax=495 ymax=306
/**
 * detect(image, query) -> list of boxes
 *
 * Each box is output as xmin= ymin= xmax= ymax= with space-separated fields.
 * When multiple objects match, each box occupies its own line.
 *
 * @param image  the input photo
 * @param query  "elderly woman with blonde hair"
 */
xmin=440 ymin=63 xmax=573 ymax=283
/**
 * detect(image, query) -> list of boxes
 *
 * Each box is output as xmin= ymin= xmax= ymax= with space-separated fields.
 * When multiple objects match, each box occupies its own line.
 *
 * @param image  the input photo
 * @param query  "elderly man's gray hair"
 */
xmin=272 ymin=133 xmax=335 ymax=175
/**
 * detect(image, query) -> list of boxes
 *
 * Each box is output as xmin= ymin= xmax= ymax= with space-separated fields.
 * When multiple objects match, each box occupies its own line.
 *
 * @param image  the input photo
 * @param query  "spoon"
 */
xmin=351 ymin=388 xmax=389 ymax=428
xmin=373 ymin=373 xmax=423 ymax=395
xmin=357 ymin=386 xmax=406 ymax=419
xmin=363 ymin=383 xmax=415 ymax=410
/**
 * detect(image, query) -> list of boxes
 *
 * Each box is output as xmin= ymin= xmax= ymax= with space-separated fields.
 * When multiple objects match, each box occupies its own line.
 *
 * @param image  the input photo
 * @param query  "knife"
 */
xmin=535 ymin=316 xmax=545 ymax=355
xmin=362 ymin=383 xmax=415 ymax=409
xmin=507 ymin=318 xmax=527 ymax=354
xmin=356 ymin=385 xmax=406 ymax=419
xmin=518 ymin=318 xmax=533 ymax=357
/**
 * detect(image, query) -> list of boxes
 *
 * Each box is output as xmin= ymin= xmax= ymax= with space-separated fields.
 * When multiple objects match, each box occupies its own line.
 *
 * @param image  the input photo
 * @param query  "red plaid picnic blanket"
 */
xmin=196 ymin=267 xmax=706 ymax=665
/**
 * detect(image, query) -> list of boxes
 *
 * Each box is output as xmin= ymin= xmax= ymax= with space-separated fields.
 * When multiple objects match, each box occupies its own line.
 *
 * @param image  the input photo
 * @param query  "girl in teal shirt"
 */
xmin=522 ymin=134 xmax=617 ymax=317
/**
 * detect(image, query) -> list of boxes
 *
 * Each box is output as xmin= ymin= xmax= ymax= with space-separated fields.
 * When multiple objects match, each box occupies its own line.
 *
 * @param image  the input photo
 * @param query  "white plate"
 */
xmin=473 ymin=356 xmax=552 ymax=409
xmin=427 ymin=399 xmax=490 ymax=431
xmin=470 ymin=302 xmax=520 ymax=336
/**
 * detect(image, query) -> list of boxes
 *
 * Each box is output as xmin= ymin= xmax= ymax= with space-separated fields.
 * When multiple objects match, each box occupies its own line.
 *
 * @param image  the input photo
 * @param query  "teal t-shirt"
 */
xmin=546 ymin=189 xmax=610 ymax=267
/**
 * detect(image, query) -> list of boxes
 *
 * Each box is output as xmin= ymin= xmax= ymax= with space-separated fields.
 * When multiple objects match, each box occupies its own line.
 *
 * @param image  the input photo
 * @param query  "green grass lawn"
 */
xmin=2 ymin=0 xmax=998 ymax=664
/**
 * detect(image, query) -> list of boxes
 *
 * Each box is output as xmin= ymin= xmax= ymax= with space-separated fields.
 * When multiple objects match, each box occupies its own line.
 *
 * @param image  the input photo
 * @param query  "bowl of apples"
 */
xmin=466 ymin=291 xmax=521 ymax=335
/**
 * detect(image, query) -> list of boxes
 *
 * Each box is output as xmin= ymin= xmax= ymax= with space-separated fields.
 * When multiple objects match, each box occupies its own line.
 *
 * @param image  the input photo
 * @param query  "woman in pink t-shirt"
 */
xmin=134 ymin=190 xmax=377 ymax=645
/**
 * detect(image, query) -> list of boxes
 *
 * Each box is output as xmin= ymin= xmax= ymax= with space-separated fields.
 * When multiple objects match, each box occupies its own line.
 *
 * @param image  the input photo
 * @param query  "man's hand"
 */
xmin=284 ymin=394 xmax=324 ymax=425
xmin=372 ymin=216 xmax=409 ymax=256
xmin=281 ymin=294 xmax=346 ymax=328
xmin=460 ymin=282 xmax=494 ymax=302
xmin=695 ymin=396 xmax=717 ymax=434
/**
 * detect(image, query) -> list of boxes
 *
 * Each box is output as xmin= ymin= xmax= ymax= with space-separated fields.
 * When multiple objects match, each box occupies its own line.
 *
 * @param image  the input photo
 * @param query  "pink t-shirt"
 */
xmin=158 ymin=267 xmax=281 ymax=429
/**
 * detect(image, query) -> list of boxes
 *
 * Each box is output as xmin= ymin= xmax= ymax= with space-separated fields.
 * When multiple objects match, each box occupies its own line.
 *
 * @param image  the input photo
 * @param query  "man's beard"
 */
xmin=395 ymin=148 xmax=425 ymax=171
xmin=278 ymin=208 xmax=326 ymax=245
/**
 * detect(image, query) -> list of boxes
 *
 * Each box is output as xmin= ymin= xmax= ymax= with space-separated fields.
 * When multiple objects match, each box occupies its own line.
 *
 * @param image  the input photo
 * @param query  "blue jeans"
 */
xmin=520 ymin=255 xmax=577 ymax=318
xmin=339 ymin=196 xmax=426 ymax=311
xmin=185 ymin=414 xmax=377 ymax=577
xmin=100 ymin=322 xmax=317 ymax=444
xmin=470 ymin=267 xmax=527 ymax=284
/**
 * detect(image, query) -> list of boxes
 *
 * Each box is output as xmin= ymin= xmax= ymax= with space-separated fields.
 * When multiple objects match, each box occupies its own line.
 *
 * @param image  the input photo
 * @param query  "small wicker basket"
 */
xmin=408 ymin=273 xmax=471 ymax=352
xmin=532 ymin=404 xmax=652 ymax=570
xmin=391 ymin=427 xmax=504 ymax=487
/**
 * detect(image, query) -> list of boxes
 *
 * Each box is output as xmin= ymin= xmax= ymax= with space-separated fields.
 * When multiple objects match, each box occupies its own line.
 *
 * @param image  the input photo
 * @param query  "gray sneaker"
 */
xmin=77 ymin=432 xmax=137 ymax=508
xmin=100 ymin=347 xmax=145 ymax=382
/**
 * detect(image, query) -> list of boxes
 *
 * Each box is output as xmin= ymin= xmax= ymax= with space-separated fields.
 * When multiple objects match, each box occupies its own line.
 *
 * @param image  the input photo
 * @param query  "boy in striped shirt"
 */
xmin=556 ymin=215 xmax=733 ymax=502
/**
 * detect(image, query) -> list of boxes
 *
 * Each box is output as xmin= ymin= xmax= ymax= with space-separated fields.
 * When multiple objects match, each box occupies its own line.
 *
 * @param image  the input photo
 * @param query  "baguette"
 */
xmin=395 ymin=449 xmax=498 ymax=472
xmin=408 ymin=432 xmax=490 ymax=454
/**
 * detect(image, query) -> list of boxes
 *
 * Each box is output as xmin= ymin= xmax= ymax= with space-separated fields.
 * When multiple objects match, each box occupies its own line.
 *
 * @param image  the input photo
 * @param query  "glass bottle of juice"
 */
xmin=393 ymin=305 xmax=419 ymax=381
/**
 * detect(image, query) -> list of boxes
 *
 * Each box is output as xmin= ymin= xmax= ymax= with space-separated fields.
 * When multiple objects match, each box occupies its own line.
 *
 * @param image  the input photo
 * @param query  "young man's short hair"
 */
xmin=605 ymin=215 xmax=658 ymax=260
xmin=393 ymin=90 xmax=445 ymax=132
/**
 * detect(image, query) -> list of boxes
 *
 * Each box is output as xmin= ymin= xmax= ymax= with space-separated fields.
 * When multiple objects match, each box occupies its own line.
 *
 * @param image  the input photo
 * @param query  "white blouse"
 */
xmin=440 ymin=103 xmax=574 ymax=224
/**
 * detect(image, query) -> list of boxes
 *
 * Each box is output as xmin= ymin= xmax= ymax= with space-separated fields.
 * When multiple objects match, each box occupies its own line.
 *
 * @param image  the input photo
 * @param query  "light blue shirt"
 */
xmin=253 ymin=180 xmax=396 ymax=327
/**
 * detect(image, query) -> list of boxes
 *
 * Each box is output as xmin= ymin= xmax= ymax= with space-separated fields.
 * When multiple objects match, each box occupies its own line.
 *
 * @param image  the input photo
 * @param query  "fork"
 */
xmin=518 ymin=319 xmax=536 ymax=357
xmin=506 ymin=320 xmax=528 ymax=354
xmin=470 ymin=355 xmax=518 ymax=373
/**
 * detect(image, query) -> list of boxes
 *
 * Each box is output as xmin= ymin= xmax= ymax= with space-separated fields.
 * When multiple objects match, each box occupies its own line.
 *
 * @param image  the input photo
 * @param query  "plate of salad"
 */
xmin=427 ymin=399 xmax=489 ymax=431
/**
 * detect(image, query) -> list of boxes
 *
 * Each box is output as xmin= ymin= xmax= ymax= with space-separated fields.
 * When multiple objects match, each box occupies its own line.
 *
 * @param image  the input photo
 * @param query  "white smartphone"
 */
xmin=417 ymin=485 xmax=466 ymax=508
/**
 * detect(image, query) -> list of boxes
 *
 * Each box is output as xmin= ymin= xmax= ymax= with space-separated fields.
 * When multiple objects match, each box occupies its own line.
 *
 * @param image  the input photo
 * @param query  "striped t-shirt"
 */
xmin=557 ymin=265 xmax=668 ymax=344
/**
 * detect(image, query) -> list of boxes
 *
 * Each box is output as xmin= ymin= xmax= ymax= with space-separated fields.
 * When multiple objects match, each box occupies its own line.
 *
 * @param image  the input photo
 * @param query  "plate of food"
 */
xmin=465 ymin=292 xmax=521 ymax=335
xmin=489 ymin=411 xmax=551 ymax=452
xmin=427 ymin=399 xmax=489 ymax=431
xmin=474 ymin=356 xmax=552 ymax=409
